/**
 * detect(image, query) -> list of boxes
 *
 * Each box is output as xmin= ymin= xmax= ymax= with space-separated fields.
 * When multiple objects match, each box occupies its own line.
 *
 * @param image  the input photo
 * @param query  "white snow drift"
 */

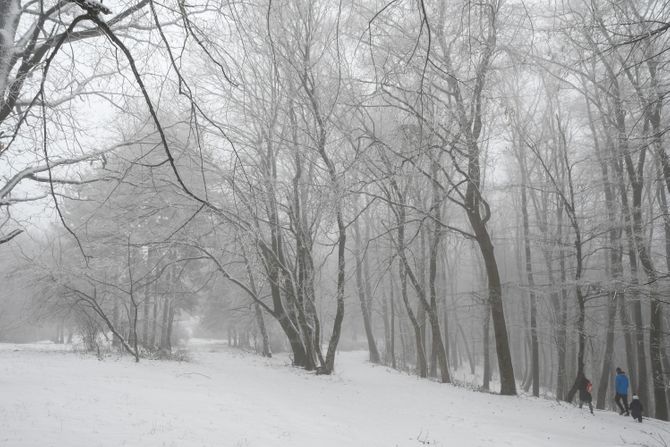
xmin=1 ymin=341 xmax=667 ymax=447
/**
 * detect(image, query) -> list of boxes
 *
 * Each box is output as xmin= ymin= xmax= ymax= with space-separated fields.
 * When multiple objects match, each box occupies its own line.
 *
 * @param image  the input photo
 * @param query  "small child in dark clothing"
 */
xmin=630 ymin=395 xmax=643 ymax=422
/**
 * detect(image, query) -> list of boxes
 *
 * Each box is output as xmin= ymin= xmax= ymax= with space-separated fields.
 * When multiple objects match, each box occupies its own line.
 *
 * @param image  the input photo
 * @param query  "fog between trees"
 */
xmin=0 ymin=0 xmax=669 ymax=419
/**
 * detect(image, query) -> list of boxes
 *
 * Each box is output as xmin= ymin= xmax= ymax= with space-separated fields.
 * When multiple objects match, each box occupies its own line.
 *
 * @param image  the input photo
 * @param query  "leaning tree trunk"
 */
xmin=469 ymin=217 xmax=516 ymax=395
xmin=462 ymin=126 xmax=516 ymax=394
xmin=441 ymin=0 xmax=515 ymax=395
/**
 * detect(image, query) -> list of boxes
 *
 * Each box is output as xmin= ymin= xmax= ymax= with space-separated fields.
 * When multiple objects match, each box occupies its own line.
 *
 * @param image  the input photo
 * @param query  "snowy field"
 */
xmin=1 ymin=341 xmax=668 ymax=447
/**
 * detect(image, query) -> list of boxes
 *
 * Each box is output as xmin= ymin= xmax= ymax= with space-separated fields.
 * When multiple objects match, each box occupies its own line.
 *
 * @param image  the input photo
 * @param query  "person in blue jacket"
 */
xmin=614 ymin=367 xmax=630 ymax=416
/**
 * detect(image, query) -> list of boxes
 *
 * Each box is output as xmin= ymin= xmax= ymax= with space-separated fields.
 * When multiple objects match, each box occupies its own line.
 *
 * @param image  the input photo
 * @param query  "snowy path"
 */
xmin=1 ymin=341 xmax=668 ymax=447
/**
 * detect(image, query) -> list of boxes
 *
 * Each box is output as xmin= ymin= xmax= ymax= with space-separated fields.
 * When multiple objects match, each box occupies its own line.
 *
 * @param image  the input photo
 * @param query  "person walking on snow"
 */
xmin=578 ymin=375 xmax=594 ymax=414
xmin=630 ymin=395 xmax=643 ymax=422
xmin=614 ymin=367 xmax=630 ymax=416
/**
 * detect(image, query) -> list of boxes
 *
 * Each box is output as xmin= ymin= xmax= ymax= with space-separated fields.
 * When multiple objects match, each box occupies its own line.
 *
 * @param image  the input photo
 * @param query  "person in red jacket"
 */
xmin=578 ymin=375 xmax=594 ymax=415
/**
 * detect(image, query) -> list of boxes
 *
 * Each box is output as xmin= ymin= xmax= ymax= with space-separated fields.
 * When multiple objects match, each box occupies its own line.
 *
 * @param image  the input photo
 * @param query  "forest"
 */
xmin=1 ymin=0 xmax=670 ymax=426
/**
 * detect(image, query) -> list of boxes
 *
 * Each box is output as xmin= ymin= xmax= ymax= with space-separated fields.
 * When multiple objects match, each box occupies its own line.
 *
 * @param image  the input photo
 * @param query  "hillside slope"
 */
xmin=0 ymin=341 xmax=667 ymax=447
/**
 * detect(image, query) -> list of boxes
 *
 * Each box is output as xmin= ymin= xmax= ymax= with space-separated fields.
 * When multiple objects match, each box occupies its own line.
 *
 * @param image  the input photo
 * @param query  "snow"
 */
xmin=1 ymin=341 xmax=668 ymax=447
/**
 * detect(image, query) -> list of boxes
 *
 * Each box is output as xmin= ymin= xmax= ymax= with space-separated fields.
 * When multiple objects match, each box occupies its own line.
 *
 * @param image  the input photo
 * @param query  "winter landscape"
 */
xmin=1 ymin=0 xmax=670 ymax=445
xmin=0 ymin=341 xmax=667 ymax=447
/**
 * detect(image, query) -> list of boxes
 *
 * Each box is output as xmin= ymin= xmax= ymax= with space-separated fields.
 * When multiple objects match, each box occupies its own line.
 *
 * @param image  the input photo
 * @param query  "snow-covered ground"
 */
xmin=1 ymin=340 xmax=668 ymax=447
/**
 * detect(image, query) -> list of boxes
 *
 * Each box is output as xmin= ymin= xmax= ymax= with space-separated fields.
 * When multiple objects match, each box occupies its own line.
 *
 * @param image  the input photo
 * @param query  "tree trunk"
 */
xmin=519 ymin=151 xmax=540 ymax=397
xmin=390 ymin=276 xmax=397 ymax=369
xmin=399 ymin=260 xmax=427 ymax=377
xmin=254 ymin=303 xmax=271 ymax=358
xmin=260 ymin=243 xmax=308 ymax=368
xmin=597 ymin=292 xmax=617 ymax=409
xmin=112 ymin=300 xmax=120 ymax=349
xmin=160 ymin=298 xmax=170 ymax=352
xmin=482 ymin=306 xmax=491 ymax=391
xmin=473 ymin=223 xmax=515 ymax=395
xmin=354 ymin=218 xmax=380 ymax=363
xmin=0 ymin=0 xmax=20 ymax=96
xmin=142 ymin=293 xmax=150 ymax=348
xmin=382 ymin=277 xmax=391 ymax=364
xmin=321 ymin=208 xmax=346 ymax=374
xmin=151 ymin=295 xmax=158 ymax=348
xmin=166 ymin=304 xmax=175 ymax=353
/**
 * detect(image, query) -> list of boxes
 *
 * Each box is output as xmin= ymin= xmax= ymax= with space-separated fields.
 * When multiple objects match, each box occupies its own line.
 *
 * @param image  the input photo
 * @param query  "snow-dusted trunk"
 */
xmin=534 ymin=184 xmax=566 ymax=400
xmin=0 ymin=0 xmax=20 ymax=102
xmin=656 ymin=167 xmax=670 ymax=409
xmin=398 ymin=229 xmax=451 ymax=383
xmin=518 ymin=142 xmax=539 ymax=397
xmin=322 ymin=207 xmax=345 ymax=374
xmin=354 ymin=218 xmax=380 ymax=364
xmin=588 ymin=98 xmax=621 ymax=409
xmin=151 ymin=293 xmax=158 ymax=348
xmin=288 ymin=128 xmax=321 ymax=370
xmin=253 ymin=304 xmax=271 ymax=358
xmin=301 ymin=67 xmax=345 ymax=375
xmin=597 ymin=291 xmax=617 ymax=409
xmin=630 ymin=178 xmax=667 ymax=419
xmin=142 ymin=292 xmax=150 ymax=348
xmin=427 ymin=162 xmax=450 ymax=383
xmin=160 ymin=298 xmax=171 ymax=353
xmin=610 ymin=128 xmax=650 ymax=412
xmin=242 ymin=249 xmax=271 ymax=358
xmin=643 ymin=48 xmax=668 ymax=421
xmin=112 ymin=299 xmax=120 ymax=348
xmin=381 ymin=274 xmax=392 ymax=365
xmin=482 ymin=307 xmax=491 ymax=391
xmin=389 ymin=279 xmax=396 ymax=369
xmin=468 ymin=209 xmax=515 ymax=395
xmin=399 ymin=258 xmax=427 ymax=378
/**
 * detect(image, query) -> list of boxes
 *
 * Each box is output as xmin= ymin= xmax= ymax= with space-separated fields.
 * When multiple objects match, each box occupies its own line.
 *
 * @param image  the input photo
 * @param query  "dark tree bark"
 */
xmin=142 ymin=292 xmax=150 ymax=348
xmin=399 ymin=257 xmax=427 ymax=377
xmin=243 ymin=251 xmax=271 ymax=358
xmin=160 ymin=298 xmax=171 ymax=353
xmin=482 ymin=306 xmax=491 ymax=391
xmin=112 ymin=298 xmax=120 ymax=349
xmin=434 ymin=0 xmax=515 ymax=395
xmin=354 ymin=218 xmax=380 ymax=363
xmin=517 ymin=139 xmax=539 ymax=397
xmin=388 ymin=267 xmax=397 ymax=369
xmin=586 ymin=94 xmax=622 ymax=410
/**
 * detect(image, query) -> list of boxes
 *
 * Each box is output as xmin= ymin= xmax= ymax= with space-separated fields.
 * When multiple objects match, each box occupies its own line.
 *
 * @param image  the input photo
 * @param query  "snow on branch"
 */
xmin=70 ymin=0 xmax=111 ymax=15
